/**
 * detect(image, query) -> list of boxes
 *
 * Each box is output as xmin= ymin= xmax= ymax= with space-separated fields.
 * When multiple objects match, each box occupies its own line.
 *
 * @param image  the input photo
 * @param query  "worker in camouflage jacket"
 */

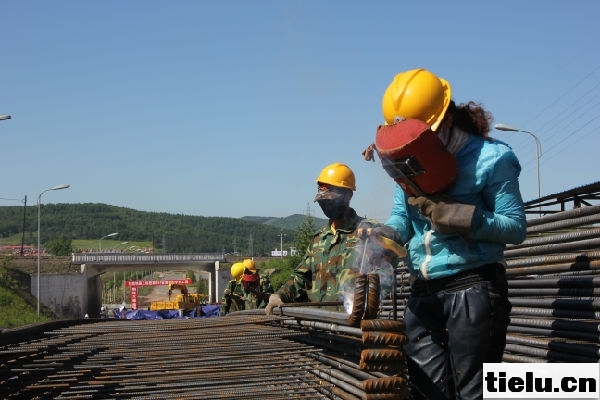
xmin=265 ymin=162 xmax=401 ymax=314
xmin=240 ymin=259 xmax=274 ymax=309
xmin=220 ymin=262 xmax=246 ymax=315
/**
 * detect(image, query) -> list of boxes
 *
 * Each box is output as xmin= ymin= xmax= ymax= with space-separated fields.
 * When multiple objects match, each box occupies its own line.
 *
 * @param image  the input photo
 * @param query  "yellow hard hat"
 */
xmin=242 ymin=259 xmax=257 ymax=273
xmin=231 ymin=262 xmax=244 ymax=282
xmin=381 ymin=68 xmax=452 ymax=132
xmin=316 ymin=162 xmax=356 ymax=191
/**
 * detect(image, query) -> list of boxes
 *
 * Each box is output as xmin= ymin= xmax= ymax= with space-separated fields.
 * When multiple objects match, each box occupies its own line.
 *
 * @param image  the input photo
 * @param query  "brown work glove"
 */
xmin=408 ymin=195 xmax=476 ymax=234
xmin=356 ymin=225 xmax=402 ymax=243
xmin=265 ymin=294 xmax=283 ymax=315
xmin=362 ymin=143 xmax=376 ymax=162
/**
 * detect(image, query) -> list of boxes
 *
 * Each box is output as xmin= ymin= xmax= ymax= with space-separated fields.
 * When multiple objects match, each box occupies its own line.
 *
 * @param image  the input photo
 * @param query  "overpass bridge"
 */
xmin=72 ymin=252 xmax=225 ymax=269
xmin=33 ymin=253 xmax=231 ymax=319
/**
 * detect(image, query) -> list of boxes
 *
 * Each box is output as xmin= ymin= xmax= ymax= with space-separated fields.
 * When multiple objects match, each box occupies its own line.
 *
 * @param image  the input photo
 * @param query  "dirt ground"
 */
xmin=134 ymin=270 xmax=197 ymax=310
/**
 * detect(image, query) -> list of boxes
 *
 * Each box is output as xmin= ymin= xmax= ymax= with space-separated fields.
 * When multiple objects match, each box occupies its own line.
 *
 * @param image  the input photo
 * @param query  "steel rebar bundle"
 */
xmin=500 ymin=203 xmax=600 ymax=363
xmin=1 ymin=274 xmax=413 ymax=400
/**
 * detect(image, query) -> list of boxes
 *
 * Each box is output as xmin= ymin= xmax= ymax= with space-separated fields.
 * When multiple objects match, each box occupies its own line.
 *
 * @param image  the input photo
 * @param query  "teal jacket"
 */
xmin=386 ymin=134 xmax=527 ymax=280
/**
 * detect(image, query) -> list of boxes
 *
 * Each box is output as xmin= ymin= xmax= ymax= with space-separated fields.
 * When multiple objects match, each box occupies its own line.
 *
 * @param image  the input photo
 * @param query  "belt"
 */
xmin=411 ymin=263 xmax=505 ymax=294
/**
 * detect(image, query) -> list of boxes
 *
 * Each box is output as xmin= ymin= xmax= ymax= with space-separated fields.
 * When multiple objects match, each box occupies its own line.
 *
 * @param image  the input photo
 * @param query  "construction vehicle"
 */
xmin=150 ymin=283 xmax=207 ymax=315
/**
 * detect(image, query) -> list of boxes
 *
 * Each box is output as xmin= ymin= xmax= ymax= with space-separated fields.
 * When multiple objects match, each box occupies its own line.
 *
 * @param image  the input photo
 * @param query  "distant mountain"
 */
xmin=0 ymin=203 xmax=324 ymax=256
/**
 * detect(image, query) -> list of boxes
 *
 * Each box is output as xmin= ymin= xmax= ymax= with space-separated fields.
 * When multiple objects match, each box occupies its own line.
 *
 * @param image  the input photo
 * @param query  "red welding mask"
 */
xmin=375 ymin=118 xmax=458 ymax=196
xmin=242 ymin=272 xmax=260 ymax=293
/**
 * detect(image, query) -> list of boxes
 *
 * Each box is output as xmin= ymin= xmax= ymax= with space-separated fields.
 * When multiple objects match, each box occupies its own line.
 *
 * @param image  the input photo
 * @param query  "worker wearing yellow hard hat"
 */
xmin=381 ymin=68 xmax=452 ymax=132
xmin=242 ymin=258 xmax=257 ymax=274
xmin=313 ymin=162 xmax=356 ymax=221
xmin=239 ymin=259 xmax=273 ymax=310
xmin=371 ymin=67 xmax=527 ymax=399
xmin=266 ymin=162 xmax=402 ymax=315
xmin=220 ymin=262 xmax=245 ymax=315
xmin=231 ymin=262 xmax=245 ymax=282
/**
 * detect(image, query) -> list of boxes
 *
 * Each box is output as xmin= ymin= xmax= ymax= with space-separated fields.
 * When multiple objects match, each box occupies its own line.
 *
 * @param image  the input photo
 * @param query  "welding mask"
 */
xmin=375 ymin=118 xmax=458 ymax=196
xmin=242 ymin=271 xmax=260 ymax=293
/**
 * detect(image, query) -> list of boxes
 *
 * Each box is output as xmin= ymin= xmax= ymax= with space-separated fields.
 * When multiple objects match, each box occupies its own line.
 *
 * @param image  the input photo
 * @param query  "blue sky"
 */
xmin=2 ymin=1 xmax=599 ymax=221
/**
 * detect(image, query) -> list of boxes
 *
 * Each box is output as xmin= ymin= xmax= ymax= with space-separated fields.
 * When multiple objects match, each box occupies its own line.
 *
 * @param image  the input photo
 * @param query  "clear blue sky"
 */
xmin=2 ymin=1 xmax=599 ymax=221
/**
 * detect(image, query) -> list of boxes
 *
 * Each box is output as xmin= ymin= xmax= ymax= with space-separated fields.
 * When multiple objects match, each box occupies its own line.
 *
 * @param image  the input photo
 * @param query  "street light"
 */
xmin=0 ymin=114 xmax=11 ymax=120
xmin=99 ymin=232 xmax=119 ymax=250
xmin=495 ymin=123 xmax=543 ymax=200
xmin=37 ymin=184 xmax=70 ymax=317
xmin=278 ymin=232 xmax=286 ymax=258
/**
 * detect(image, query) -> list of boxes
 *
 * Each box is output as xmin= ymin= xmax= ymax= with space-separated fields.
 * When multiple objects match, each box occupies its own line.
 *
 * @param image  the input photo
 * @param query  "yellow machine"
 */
xmin=150 ymin=283 xmax=207 ymax=313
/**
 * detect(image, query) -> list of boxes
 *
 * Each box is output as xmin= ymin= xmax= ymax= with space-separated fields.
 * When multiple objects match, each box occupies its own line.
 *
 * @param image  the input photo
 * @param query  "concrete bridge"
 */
xmin=32 ymin=253 xmax=230 ymax=319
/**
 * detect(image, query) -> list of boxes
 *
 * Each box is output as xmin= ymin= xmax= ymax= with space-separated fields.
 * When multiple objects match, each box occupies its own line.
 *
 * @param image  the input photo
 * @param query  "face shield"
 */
xmin=375 ymin=119 xmax=458 ymax=196
xmin=242 ymin=271 xmax=260 ymax=293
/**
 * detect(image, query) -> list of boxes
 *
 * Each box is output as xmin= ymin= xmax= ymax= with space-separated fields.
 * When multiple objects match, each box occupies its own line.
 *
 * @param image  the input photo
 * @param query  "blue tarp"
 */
xmin=199 ymin=304 xmax=221 ymax=318
xmin=113 ymin=305 xmax=221 ymax=320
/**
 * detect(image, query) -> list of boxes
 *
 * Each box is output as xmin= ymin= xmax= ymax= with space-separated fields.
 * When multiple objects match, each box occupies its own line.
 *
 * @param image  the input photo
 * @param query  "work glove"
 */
xmin=356 ymin=225 xmax=401 ymax=243
xmin=356 ymin=225 xmax=406 ymax=258
xmin=265 ymin=294 xmax=283 ymax=315
xmin=408 ymin=195 xmax=476 ymax=235
xmin=361 ymin=143 xmax=376 ymax=162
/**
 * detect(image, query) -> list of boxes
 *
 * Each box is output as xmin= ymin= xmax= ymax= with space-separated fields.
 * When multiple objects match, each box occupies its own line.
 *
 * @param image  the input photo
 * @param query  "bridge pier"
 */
xmin=29 ymin=254 xmax=230 ymax=319
xmin=30 ymin=272 xmax=97 ymax=319
xmin=73 ymin=253 xmax=230 ymax=311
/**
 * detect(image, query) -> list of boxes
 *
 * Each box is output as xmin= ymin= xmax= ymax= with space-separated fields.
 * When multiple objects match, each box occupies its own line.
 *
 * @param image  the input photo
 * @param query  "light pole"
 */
xmin=99 ymin=232 xmax=119 ymax=250
xmin=37 ymin=184 xmax=70 ymax=317
xmin=0 ymin=114 xmax=11 ymax=120
xmin=495 ymin=123 xmax=542 ymax=200
xmin=278 ymin=232 xmax=286 ymax=258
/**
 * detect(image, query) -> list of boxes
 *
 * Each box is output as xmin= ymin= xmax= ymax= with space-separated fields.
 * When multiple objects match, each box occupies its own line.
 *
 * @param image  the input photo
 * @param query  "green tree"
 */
xmin=196 ymin=278 xmax=209 ymax=298
xmin=267 ymin=214 xmax=321 ymax=291
xmin=264 ymin=258 xmax=295 ymax=291
xmin=293 ymin=213 xmax=317 ymax=257
xmin=186 ymin=270 xmax=196 ymax=283
xmin=45 ymin=235 xmax=73 ymax=256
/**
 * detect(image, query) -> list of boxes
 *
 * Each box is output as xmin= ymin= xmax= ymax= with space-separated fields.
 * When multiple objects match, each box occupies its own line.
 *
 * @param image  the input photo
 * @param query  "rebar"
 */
xmin=2 ymin=312 xmax=408 ymax=399
xmin=347 ymin=274 xmax=367 ymax=327
xmin=523 ymin=203 xmax=600 ymax=228
xmin=507 ymin=324 xmax=600 ymax=343
xmin=363 ymin=273 xmax=381 ymax=320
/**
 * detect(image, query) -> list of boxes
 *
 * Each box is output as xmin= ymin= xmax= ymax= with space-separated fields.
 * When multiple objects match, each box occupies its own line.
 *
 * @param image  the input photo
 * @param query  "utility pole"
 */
xmin=20 ymin=195 xmax=27 ymax=256
xmin=278 ymin=232 xmax=286 ymax=258
xmin=248 ymin=233 xmax=254 ymax=257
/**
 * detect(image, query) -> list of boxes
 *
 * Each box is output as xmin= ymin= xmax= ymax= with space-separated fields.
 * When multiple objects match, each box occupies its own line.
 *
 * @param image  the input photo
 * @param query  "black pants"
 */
xmin=404 ymin=264 xmax=511 ymax=400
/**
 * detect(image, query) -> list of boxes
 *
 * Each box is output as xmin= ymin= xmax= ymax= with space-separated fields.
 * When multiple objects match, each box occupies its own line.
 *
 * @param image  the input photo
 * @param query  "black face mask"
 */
xmin=318 ymin=197 xmax=346 ymax=220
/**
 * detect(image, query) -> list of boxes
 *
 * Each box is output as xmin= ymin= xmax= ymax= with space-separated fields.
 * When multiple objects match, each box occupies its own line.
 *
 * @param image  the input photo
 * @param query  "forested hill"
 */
xmin=0 ymin=203 xmax=326 ymax=255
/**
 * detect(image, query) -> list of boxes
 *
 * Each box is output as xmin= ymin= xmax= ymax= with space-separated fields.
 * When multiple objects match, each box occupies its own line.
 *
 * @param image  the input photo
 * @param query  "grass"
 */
xmin=0 ymin=256 xmax=53 ymax=329
xmin=0 ymin=286 xmax=51 ymax=328
xmin=0 ymin=233 xmax=152 ymax=253
xmin=72 ymin=239 xmax=152 ymax=252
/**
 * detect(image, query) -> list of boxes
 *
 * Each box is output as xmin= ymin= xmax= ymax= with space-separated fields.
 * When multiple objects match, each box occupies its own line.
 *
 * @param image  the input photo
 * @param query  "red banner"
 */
xmin=126 ymin=279 xmax=192 ymax=310
xmin=130 ymin=286 xmax=138 ymax=310
xmin=125 ymin=278 xmax=191 ymax=287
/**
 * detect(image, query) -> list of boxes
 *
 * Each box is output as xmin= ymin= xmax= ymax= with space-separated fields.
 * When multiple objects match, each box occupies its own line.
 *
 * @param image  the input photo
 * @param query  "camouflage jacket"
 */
xmin=220 ymin=280 xmax=245 ymax=315
xmin=277 ymin=208 xmax=382 ymax=304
